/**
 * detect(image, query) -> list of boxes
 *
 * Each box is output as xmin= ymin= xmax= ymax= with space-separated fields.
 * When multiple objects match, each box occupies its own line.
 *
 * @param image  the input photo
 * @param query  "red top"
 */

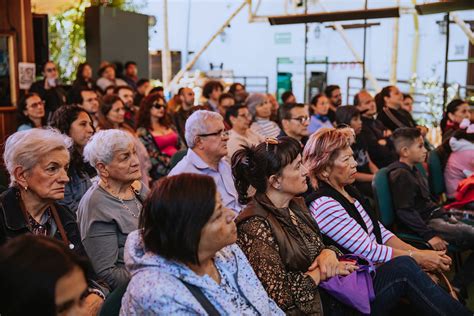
xmin=154 ymin=131 xmax=178 ymax=157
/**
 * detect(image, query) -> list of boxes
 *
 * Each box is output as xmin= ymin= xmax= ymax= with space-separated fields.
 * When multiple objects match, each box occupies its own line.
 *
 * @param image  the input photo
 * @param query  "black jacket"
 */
xmin=360 ymin=116 xmax=398 ymax=168
xmin=0 ymin=187 xmax=109 ymax=296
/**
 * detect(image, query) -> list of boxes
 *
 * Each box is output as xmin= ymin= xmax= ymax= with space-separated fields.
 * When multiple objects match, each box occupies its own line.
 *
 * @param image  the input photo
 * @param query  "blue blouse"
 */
xmin=120 ymin=230 xmax=284 ymax=315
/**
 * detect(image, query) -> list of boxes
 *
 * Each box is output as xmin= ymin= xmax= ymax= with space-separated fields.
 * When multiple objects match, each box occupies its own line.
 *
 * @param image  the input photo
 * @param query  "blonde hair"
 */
xmin=3 ymin=128 xmax=72 ymax=186
xmin=303 ymin=127 xmax=353 ymax=189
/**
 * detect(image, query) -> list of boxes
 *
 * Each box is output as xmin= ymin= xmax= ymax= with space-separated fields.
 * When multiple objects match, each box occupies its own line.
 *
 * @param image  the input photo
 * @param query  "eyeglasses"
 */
xmin=27 ymin=101 xmax=45 ymax=109
xmin=290 ymin=116 xmax=310 ymax=124
xmin=45 ymin=67 xmax=56 ymax=73
xmin=198 ymin=129 xmax=229 ymax=138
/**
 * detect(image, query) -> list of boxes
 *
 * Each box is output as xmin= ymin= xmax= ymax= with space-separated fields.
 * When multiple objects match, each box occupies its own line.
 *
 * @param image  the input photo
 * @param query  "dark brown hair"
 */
xmin=136 ymin=92 xmax=172 ymax=130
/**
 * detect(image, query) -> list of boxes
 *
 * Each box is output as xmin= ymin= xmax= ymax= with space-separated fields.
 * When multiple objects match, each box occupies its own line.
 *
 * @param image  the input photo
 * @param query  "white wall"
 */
xmin=143 ymin=0 xmax=473 ymax=103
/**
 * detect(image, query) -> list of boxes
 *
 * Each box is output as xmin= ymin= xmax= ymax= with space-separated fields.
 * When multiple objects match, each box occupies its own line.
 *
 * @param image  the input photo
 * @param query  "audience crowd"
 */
xmin=0 ymin=59 xmax=473 ymax=315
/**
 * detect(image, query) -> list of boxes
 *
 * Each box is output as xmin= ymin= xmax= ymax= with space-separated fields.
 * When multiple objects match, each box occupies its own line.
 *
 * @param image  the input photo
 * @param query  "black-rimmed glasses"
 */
xmin=198 ymin=129 xmax=229 ymax=138
xmin=290 ymin=116 xmax=310 ymax=124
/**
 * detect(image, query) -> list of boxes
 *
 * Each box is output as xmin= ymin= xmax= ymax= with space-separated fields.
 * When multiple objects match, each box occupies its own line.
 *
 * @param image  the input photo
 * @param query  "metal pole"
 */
xmin=443 ymin=13 xmax=450 ymax=107
xmin=162 ymin=0 xmax=172 ymax=90
xmin=362 ymin=0 xmax=368 ymax=89
xmin=303 ymin=0 xmax=309 ymax=102
xmin=184 ymin=0 xmax=192 ymax=64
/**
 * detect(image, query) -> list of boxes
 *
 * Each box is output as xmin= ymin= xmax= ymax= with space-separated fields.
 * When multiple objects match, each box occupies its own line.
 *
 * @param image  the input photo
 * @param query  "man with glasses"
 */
xmin=225 ymin=104 xmax=264 ymax=161
xmin=278 ymin=103 xmax=310 ymax=145
xmin=169 ymin=110 xmax=242 ymax=213
xmin=30 ymin=60 xmax=67 ymax=121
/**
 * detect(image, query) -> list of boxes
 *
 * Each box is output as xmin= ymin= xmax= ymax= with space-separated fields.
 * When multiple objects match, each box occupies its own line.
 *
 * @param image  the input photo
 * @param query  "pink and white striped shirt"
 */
xmin=309 ymin=196 xmax=395 ymax=263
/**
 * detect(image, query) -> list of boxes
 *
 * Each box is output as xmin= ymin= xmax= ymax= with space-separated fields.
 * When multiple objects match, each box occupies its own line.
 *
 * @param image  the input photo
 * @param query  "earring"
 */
xmin=24 ymin=185 xmax=28 ymax=191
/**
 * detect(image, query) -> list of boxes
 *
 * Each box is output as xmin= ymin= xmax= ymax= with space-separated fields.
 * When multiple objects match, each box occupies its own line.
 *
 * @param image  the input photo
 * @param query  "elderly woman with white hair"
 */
xmin=77 ymin=129 xmax=149 ymax=291
xmin=0 ymin=128 xmax=108 ymax=314
xmin=169 ymin=110 xmax=242 ymax=213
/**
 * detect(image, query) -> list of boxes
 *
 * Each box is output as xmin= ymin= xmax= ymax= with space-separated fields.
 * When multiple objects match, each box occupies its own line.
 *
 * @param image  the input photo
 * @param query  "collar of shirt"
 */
xmin=187 ymin=148 xmax=221 ymax=172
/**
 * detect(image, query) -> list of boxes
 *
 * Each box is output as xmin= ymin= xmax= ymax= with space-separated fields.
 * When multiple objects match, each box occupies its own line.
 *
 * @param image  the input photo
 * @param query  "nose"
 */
xmin=130 ymin=152 xmax=140 ymax=167
xmin=301 ymin=163 xmax=309 ymax=177
xmin=86 ymin=124 xmax=94 ymax=134
xmin=58 ymin=168 xmax=69 ymax=184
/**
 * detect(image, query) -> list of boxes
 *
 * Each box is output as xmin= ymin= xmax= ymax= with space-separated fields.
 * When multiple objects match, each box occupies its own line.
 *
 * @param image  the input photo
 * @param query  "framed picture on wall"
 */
xmin=0 ymin=32 xmax=18 ymax=108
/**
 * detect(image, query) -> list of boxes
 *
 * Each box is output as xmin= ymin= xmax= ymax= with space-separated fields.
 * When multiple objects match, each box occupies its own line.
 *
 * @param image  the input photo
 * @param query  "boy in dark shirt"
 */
xmin=388 ymin=127 xmax=474 ymax=295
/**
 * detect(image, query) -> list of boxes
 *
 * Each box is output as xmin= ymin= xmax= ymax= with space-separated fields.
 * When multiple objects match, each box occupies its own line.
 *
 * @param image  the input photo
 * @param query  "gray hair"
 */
xmin=3 ymin=128 xmax=73 ymax=186
xmin=184 ymin=110 xmax=223 ymax=148
xmin=83 ymin=129 xmax=135 ymax=168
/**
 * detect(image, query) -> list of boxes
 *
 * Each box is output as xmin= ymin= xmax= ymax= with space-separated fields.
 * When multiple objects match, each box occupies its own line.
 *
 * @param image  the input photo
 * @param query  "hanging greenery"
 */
xmin=48 ymin=0 xmax=147 ymax=84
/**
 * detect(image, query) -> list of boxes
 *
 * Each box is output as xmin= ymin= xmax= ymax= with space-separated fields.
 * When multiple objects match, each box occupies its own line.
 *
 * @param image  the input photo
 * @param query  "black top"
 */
xmin=277 ymin=129 xmax=308 ymax=146
xmin=327 ymin=108 xmax=336 ymax=123
xmin=377 ymin=107 xmax=416 ymax=132
xmin=0 ymin=187 xmax=109 ymax=296
xmin=352 ymin=135 xmax=371 ymax=174
xmin=387 ymin=161 xmax=442 ymax=241
xmin=360 ymin=116 xmax=398 ymax=168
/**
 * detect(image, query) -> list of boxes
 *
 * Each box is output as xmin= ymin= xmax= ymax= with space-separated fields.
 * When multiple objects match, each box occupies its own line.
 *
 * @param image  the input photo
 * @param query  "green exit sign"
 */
xmin=274 ymin=32 xmax=292 ymax=44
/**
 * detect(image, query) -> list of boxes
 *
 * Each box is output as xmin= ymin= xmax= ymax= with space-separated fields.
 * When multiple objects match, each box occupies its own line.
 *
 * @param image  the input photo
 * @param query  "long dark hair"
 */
xmin=49 ymin=104 xmax=97 ymax=178
xmin=374 ymin=85 xmax=394 ymax=114
xmin=309 ymin=93 xmax=326 ymax=115
xmin=17 ymin=93 xmax=47 ymax=127
xmin=440 ymin=99 xmax=466 ymax=134
xmin=73 ymin=62 xmax=92 ymax=86
xmin=139 ymin=174 xmax=216 ymax=265
xmin=232 ymin=137 xmax=302 ymax=204
xmin=97 ymin=94 xmax=134 ymax=132
xmin=136 ymin=92 xmax=172 ymax=130
xmin=0 ymin=235 xmax=89 ymax=315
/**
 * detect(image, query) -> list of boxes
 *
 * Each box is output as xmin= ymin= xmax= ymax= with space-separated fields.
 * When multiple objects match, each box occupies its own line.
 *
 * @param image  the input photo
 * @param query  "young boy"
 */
xmin=387 ymin=127 xmax=474 ymax=295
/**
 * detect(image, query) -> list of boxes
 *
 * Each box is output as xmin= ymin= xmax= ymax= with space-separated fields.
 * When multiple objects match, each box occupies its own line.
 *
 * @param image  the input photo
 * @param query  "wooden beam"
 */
xmin=325 ymin=22 xmax=380 ymax=30
xmin=268 ymin=7 xmax=400 ymax=25
xmin=415 ymin=0 xmax=473 ymax=15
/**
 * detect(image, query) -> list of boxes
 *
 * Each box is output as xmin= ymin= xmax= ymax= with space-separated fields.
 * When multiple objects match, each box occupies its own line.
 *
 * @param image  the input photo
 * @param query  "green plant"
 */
xmin=48 ymin=0 xmax=148 ymax=84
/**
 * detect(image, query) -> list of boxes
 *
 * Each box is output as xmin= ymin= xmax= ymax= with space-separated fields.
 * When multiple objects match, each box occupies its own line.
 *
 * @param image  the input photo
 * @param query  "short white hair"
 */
xmin=3 ymin=128 xmax=73 ymax=186
xmin=184 ymin=110 xmax=223 ymax=148
xmin=83 ymin=129 xmax=135 ymax=168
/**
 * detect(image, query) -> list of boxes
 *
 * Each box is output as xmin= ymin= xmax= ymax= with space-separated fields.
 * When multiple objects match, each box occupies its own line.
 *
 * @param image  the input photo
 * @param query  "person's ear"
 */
xmin=268 ymin=174 xmax=282 ymax=191
xmin=400 ymin=146 xmax=409 ymax=158
xmin=195 ymin=136 xmax=205 ymax=150
xmin=229 ymin=116 xmax=238 ymax=126
xmin=13 ymin=166 xmax=29 ymax=189
xmin=321 ymin=165 xmax=331 ymax=180
xmin=383 ymin=95 xmax=390 ymax=106
xmin=96 ymin=162 xmax=109 ymax=178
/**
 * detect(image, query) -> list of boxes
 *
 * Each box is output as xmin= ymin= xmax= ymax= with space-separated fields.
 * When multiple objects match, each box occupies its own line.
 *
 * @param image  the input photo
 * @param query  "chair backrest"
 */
xmin=99 ymin=281 xmax=130 ymax=316
xmin=170 ymin=149 xmax=187 ymax=169
xmin=372 ymin=168 xmax=395 ymax=228
xmin=427 ymin=150 xmax=446 ymax=197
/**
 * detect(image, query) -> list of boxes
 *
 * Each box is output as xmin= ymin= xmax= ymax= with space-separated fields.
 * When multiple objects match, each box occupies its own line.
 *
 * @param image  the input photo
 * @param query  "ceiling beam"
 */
xmin=415 ymin=0 xmax=473 ymax=15
xmin=268 ymin=7 xmax=400 ymax=25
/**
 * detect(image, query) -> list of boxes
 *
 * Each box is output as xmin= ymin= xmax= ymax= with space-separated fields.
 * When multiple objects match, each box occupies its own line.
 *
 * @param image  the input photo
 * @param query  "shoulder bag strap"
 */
xmin=50 ymin=204 xmax=72 ymax=249
xmin=383 ymin=107 xmax=405 ymax=128
xmin=180 ymin=280 xmax=220 ymax=316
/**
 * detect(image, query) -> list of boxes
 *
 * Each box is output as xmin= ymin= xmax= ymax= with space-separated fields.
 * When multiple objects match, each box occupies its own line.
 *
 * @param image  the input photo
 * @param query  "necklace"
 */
xmin=116 ymin=189 xmax=142 ymax=218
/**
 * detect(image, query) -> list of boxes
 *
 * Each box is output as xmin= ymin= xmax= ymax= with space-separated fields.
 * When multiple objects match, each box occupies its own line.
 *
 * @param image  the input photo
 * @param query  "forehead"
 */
xmin=44 ymin=62 xmax=55 ymax=69
xmin=206 ymin=117 xmax=224 ymax=129
xmin=290 ymin=106 xmax=308 ymax=116
xmin=183 ymin=88 xmax=194 ymax=94
xmin=27 ymin=95 xmax=41 ymax=104
xmin=82 ymin=90 xmax=96 ymax=97
xmin=38 ymin=148 xmax=69 ymax=164
xmin=112 ymin=101 xmax=124 ymax=108
xmin=238 ymin=107 xmax=249 ymax=114
xmin=359 ymin=92 xmax=373 ymax=102
xmin=76 ymin=111 xmax=91 ymax=120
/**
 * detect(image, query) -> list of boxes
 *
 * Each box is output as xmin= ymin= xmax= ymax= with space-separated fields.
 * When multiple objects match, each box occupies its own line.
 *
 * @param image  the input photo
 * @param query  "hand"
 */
xmin=428 ymin=236 xmax=448 ymax=251
xmin=308 ymin=249 xmax=339 ymax=280
xmin=383 ymin=130 xmax=392 ymax=137
xmin=413 ymin=250 xmax=451 ymax=272
xmin=336 ymin=262 xmax=359 ymax=276
xmin=305 ymin=267 xmax=321 ymax=285
xmin=83 ymin=293 xmax=104 ymax=316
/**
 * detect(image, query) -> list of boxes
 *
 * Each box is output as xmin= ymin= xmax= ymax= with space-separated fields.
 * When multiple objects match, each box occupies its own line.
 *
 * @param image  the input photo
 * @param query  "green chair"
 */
xmin=99 ymin=281 xmax=130 ymax=316
xmin=427 ymin=150 xmax=446 ymax=200
xmin=373 ymin=168 xmax=462 ymax=270
xmin=170 ymin=149 xmax=187 ymax=169
xmin=372 ymin=168 xmax=430 ymax=248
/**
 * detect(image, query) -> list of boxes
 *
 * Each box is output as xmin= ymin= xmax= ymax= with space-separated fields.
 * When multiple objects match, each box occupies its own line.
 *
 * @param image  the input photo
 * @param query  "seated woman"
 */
xmin=77 ymin=129 xmax=149 ymax=291
xmin=17 ymin=93 xmax=46 ymax=131
xmin=50 ymin=104 xmax=97 ymax=213
xmin=97 ymin=94 xmax=151 ymax=185
xmin=233 ymin=137 xmax=469 ymax=315
xmin=308 ymin=94 xmax=333 ymax=134
xmin=0 ymin=128 xmax=107 ymax=314
xmin=303 ymin=128 xmax=469 ymax=314
xmin=136 ymin=93 xmax=181 ymax=181
xmin=121 ymin=173 xmax=283 ymax=315
xmin=444 ymin=120 xmax=474 ymax=199
xmin=335 ymin=106 xmax=378 ymax=198
xmin=440 ymin=99 xmax=471 ymax=142
xmin=233 ymin=137 xmax=361 ymax=315
xmin=0 ymin=235 xmax=89 ymax=315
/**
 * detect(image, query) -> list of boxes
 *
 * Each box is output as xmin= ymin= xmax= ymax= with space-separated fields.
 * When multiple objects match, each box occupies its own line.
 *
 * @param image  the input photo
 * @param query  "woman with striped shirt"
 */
xmin=303 ymin=127 xmax=470 ymax=315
